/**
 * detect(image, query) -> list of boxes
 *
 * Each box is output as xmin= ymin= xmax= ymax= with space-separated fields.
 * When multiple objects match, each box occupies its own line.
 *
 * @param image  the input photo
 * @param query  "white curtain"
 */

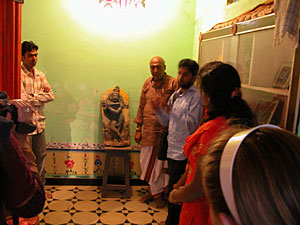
xmin=274 ymin=0 xmax=300 ymax=46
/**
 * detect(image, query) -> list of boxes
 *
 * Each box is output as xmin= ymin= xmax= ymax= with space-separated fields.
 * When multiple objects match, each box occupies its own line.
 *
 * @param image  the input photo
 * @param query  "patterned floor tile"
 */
xmin=42 ymin=185 xmax=167 ymax=224
xmin=71 ymin=198 xmax=78 ymax=203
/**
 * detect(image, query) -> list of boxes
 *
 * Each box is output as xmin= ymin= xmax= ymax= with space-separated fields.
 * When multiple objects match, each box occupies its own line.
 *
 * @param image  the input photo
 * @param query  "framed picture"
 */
xmin=253 ymin=98 xmax=280 ymax=124
xmin=273 ymin=63 xmax=292 ymax=89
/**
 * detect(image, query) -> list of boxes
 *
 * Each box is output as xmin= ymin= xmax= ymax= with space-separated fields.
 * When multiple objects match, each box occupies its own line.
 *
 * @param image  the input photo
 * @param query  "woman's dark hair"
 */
xmin=22 ymin=41 xmax=38 ymax=56
xmin=202 ymin=127 xmax=300 ymax=225
xmin=198 ymin=61 xmax=255 ymax=125
xmin=178 ymin=59 xmax=199 ymax=76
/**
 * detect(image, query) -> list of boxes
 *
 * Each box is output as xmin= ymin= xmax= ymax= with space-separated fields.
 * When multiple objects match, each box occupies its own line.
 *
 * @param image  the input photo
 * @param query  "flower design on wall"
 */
xmin=83 ymin=153 xmax=88 ymax=174
xmin=129 ymin=158 xmax=137 ymax=178
xmin=52 ymin=152 xmax=57 ymax=174
xmin=99 ymin=0 xmax=146 ymax=8
xmin=129 ymin=160 xmax=134 ymax=170
xmin=64 ymin=154 xmax=77 ymax=175
xmin=94 ymin=155 xmax=103 ymax=175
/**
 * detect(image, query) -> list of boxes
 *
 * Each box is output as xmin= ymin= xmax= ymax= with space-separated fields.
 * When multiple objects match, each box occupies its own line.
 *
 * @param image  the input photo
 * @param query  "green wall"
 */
xmin=23 ymin=0 xmax=279 ymax=144
xmin=22 ymin=0 xmax=197 ymax=144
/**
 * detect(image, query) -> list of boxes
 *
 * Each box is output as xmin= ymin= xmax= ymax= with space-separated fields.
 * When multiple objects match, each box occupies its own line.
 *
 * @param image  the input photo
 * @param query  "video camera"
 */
xmin=0 ymin=91 xmax=36 ymax=134
xmin=0 ymin=91 xmax=18 ymax=124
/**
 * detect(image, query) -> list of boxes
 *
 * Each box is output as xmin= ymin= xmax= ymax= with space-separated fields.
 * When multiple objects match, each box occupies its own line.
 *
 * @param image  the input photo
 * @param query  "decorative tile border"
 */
xmin=45 ymin=147 xmax=142 ymax=179
xmin=47 ymin=142 xmax=141 ymax=150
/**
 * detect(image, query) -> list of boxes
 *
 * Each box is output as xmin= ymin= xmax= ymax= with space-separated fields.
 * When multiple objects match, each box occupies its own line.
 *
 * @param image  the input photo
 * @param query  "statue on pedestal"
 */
xmin=101 ymin=86 xmax=130 ymax=147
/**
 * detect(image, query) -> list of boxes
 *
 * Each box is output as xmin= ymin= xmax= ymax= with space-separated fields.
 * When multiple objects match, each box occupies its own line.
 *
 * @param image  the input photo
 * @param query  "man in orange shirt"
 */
xmin=134 ymin=56 xmax=177 ymax=208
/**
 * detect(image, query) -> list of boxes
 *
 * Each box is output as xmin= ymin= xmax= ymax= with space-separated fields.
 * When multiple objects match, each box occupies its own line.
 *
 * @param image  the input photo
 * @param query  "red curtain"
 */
xmin=0 ymin=0 xmax=22 ymax=99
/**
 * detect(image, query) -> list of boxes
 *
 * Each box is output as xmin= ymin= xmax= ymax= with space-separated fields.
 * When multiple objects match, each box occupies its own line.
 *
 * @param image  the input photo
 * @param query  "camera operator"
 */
xmin=0 ymin=92 xmax=38 ymax=173
xmin=0 ymin=93 xmax=45 ymax=224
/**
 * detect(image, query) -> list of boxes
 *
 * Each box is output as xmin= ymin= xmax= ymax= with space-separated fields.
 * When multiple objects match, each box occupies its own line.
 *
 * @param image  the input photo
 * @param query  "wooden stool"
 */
xmin=102 ymin=148 xmax=132 ymax=198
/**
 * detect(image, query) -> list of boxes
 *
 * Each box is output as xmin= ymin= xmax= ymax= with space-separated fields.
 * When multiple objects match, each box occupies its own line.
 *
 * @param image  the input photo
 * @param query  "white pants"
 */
xmin=140 ymin=146 xmax=168 ymax=196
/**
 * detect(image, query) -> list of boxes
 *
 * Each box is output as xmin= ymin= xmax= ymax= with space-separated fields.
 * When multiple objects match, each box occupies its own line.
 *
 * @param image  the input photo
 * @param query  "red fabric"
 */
xmin=6 ymin=216 xmax=39 ymax=225
xmin=0 ymin=0 xmax=22 ymax=99
xmin=179 ymin=116 xmax=228 ymax=225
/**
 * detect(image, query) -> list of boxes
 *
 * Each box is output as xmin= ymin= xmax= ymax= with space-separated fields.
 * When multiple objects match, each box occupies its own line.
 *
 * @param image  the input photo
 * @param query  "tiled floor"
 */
xmin=38 ymin=185 xmax=167 ymax=225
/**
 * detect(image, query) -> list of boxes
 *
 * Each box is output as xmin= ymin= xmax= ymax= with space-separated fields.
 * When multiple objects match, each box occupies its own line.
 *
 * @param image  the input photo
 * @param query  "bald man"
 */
xmin=134 ymin=56 xmax=177 ymax=208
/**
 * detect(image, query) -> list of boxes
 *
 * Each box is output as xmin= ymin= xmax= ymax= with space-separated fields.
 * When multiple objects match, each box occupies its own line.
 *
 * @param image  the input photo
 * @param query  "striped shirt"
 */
xmin=21 ymin=65 xmax=55 ymax=134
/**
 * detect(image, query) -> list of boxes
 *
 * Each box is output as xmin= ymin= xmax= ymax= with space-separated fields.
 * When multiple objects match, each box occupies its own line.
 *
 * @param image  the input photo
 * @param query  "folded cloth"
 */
xmin=274 ymin=0 xmax=300 ymax=46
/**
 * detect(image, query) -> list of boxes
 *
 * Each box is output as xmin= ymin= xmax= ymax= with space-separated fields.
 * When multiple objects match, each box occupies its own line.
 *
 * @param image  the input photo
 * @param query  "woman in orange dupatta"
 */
xmin=168 ymin=61 xmax=256 ymax=225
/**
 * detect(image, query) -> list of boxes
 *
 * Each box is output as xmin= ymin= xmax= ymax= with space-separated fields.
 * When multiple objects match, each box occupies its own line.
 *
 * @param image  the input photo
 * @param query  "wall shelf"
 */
xmin=199 ymin=13 xmax=300 ymax=131
xmin=241 ymin=84 xmax=289 ymax=96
